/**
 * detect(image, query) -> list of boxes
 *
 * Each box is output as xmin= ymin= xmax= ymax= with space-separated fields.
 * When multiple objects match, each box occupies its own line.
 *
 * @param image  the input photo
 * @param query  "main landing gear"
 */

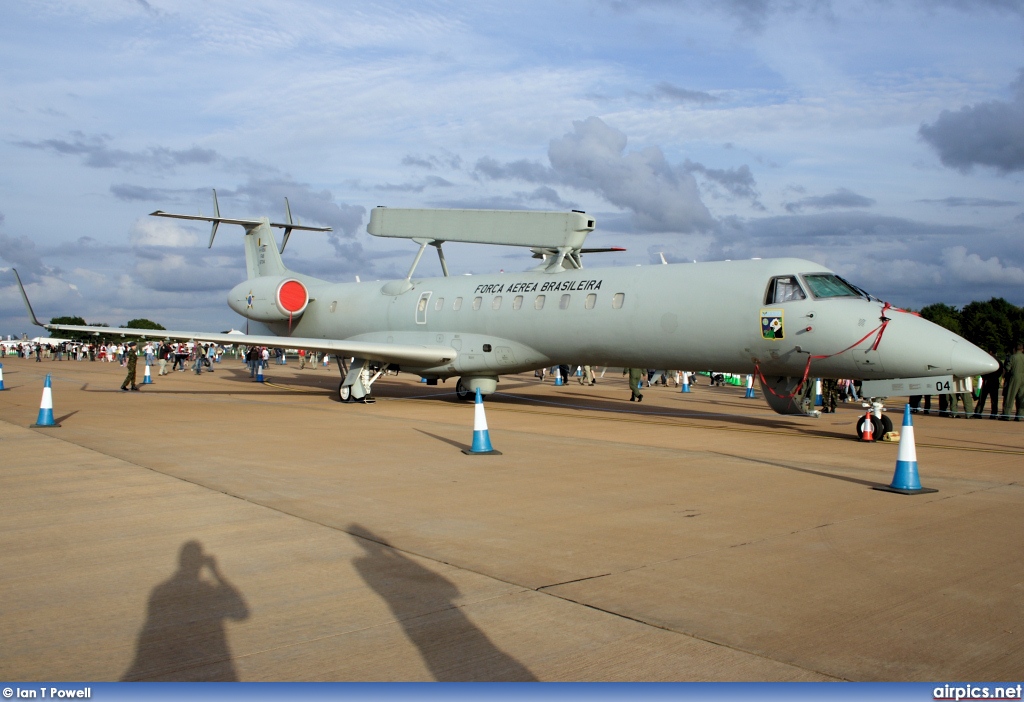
xmin=337 ymin=357 xmax=380 ymax=404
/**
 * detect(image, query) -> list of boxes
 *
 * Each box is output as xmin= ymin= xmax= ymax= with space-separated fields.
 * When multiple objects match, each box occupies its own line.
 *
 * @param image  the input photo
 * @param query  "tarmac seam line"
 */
xmin=533 ymin=588 xmax=847 ymax=681
xmin=536 ymin=573 xmax=613 ymax=590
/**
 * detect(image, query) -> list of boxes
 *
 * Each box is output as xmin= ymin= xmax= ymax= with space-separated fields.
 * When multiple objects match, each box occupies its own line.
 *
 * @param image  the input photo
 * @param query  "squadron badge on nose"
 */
xmin=761 ymin=309 xmax=784 ymax=340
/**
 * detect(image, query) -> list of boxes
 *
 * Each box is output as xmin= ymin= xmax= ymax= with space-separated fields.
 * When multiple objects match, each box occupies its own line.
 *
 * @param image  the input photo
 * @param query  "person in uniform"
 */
xmin=822 ymin=378 xmax=839 ymax=413
xmin=973 ymin=362 xmax=1002 ymax=419
xmin=946 ymin=376 xmax=975 ymax=418
xmin=1003 ymin=344 xmax=1024 ymax=421
xmin=120 ymin=341 xmax=140 ymax=391
xmin=628 ymin=367 xmax=644 ymax=402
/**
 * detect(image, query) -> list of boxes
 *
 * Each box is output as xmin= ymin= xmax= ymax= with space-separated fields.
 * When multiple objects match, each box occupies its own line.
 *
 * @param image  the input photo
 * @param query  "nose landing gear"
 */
xmin=855 ymin=398 xmax=893 ymax=441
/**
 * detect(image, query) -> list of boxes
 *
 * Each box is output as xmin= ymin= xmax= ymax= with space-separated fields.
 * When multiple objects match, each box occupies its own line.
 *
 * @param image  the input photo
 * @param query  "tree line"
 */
xmin=918 ymin=298 xmax=1024 ymax=359
xmin=48 ymin=316 xmax=165 ymax=343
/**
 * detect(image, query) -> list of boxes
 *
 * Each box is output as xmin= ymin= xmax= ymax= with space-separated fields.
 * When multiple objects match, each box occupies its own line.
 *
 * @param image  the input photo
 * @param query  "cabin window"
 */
xmin=534 ymin=295 xmax=545 ymax=310
xmin=585 ymin=293 xmax=596 ymax=309
xmin=453 ymin=297 xmax=463 ymax=311
xmin=559 ymin=294 xmax=571 ymax=310
xmin=802 ymin=274 xmax=861 ymax=299
xmin=612 ymin=293 xmax=625 ymax=309
xmin=766 ymin=276 xmax=806 ymax=304
xmin=513 ymin=295 xmax=523 ymax=310
xmin=434 ymin=297 xmax=445 ymax=311
xmin=329 ymin=301 xmax=338 ymax=313
xmin=492 ymin=296 xmax=502 ymax=310
xmin=473 ymin=296 xmax=482 ymax=310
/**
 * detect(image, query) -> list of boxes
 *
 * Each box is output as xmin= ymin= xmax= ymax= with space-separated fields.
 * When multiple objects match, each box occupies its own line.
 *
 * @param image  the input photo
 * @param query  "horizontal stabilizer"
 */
xmin=150 ymin=211 xmax=331 ymax=232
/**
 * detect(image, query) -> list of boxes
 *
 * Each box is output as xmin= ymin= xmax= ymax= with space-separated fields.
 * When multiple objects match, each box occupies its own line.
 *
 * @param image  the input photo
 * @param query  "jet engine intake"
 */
xmin=228 ymin=276 xmax=309 ymax=323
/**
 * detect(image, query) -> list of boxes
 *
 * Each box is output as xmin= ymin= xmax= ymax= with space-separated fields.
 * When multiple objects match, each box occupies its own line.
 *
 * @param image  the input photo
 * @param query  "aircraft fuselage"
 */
xmin=245 ymin=257 xmax=994 ymax=382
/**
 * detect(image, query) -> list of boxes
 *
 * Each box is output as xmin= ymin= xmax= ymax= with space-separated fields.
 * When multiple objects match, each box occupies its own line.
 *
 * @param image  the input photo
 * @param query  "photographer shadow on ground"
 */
xmin=349 ymin=523 xmax=536 ymax=681
xmin=121 ymin=540 xmax=250 ymax=681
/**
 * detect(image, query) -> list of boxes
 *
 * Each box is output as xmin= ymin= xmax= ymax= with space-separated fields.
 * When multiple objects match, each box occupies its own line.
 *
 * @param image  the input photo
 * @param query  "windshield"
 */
xmin=801 ymin=273 xmax=863 ymax=299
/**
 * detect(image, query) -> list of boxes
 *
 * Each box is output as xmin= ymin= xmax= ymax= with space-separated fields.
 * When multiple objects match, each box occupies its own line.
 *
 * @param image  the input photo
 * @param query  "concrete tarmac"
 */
xmin=1 ymin=357 xmax=1022 ymax=681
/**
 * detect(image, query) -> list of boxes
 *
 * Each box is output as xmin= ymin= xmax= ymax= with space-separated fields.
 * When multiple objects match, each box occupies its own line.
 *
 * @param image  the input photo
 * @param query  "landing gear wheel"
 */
xmin=455 ymin=378 xmax=471 ymax=401
xmin=880 ymin=414 xmax=894 ymax=436
xmin=855 ymin=415 xmax=884 ymax=441
xmin=338 ymin=381 xmax=352 ymax=403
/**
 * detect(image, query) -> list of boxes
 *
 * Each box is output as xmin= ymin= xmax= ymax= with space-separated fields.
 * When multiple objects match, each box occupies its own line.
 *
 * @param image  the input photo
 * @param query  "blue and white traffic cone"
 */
xmin=255 ymin=364 xmax=265 ymax=383
xmin=874 ymin=404 xmax=938 ymax=494
xmin=814 ymin=378 xmax=823 ymax=406
xmin=744 ymin=374 xmax=756 ymax=398
xmin=31 ymin=374 xmax=60 ymax=427
xmin=680 ymin=371 xmax=691 ymax=393
xmin=0 ymin=362 xmax=5 ymax=391
xmin=142 ymin=362 xmax=153 ymax=384
xmin=554 ymin=368 xmax=564 ymax=386
xmin=462 ymin=388 xmax=502 ymax=455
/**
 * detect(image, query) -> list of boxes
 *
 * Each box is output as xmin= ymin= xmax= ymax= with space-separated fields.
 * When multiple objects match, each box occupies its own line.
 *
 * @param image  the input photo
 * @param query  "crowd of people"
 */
xmin=909 ymin=342 xmax=1024 ymax=421
xmin=5 ymin=339 xmax=1023 ymax=419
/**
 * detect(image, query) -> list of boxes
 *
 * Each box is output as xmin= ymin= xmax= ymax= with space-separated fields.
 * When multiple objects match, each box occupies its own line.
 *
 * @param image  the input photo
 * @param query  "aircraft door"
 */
xmin=415 ymin=292 xmax=431 ymax=325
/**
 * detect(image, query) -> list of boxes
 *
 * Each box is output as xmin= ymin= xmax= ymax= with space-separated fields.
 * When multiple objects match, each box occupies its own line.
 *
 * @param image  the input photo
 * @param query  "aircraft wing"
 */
xmin=32 ymin=323 xmax=456 ymax=367
xmin=13 ymin=268 xmax=454 ymax=367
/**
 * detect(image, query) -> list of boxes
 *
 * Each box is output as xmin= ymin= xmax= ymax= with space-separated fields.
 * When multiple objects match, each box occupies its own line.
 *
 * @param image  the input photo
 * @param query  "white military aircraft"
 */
xmin=17 ymin=191 xmax=997 ymax=436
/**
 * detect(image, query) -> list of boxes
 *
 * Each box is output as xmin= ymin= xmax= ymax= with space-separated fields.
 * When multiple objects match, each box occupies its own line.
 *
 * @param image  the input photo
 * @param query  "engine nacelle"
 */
xmin=760 ymin=375 xmax=817 ymax=416
xmin=228 ymin=276 xmax=309 ymax=323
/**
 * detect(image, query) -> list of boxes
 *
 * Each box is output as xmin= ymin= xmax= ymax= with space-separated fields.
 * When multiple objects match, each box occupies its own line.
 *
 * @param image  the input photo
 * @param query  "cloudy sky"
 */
xmin=2 ymin=0 xmax=1023 ymax=336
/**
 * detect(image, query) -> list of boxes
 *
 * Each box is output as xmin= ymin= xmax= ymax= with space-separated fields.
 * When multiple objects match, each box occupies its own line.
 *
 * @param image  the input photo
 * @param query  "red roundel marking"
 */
xmin=278 ymin=280 xmax=308 ymax=313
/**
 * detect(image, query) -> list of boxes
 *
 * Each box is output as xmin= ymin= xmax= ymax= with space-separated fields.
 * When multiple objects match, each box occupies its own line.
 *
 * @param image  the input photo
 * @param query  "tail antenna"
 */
xmin=280 ymin=197 xmax=294 ymax=254
xmin=208 ymin=189 xmax=221 ymax=249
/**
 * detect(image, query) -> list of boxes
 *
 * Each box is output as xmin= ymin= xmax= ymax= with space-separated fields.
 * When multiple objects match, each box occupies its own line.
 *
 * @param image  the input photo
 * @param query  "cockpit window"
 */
xmin=802 ymin=274 xmax=862 ymax=299
xmin=765 ymin=276 xmax=806 ymax=304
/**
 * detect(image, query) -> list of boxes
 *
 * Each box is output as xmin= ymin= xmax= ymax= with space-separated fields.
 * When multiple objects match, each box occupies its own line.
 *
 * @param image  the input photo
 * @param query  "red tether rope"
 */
xmin=754 ymin=302 xmax=914 ymax=400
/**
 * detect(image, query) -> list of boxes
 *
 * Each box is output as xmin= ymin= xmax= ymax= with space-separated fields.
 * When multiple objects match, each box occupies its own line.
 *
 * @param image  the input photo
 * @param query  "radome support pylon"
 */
xmin=680 ymin=371 xmax=690 ymax=393
xmin=142 ymin=362 xmax=153 ymax=384
xmin=874 ymin=404 xmax=938 ymax=494
xmin=744 ymin=374 xmax=756 ymax=398
xmin=0 ymin=362 xmax=5 ymax=391
xmin=462 ymin=388 xmax=501 ymax=455
xmin=31 ymin=374 xmax=60 ymax=428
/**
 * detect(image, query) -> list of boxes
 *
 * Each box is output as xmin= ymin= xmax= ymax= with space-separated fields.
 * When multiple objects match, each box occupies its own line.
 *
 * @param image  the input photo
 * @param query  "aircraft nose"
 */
xmin=951 ymin=340 xmax=998 ymax=377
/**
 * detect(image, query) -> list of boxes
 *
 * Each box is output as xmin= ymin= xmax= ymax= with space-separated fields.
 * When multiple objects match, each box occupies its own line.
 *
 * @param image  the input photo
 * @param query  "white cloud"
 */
xmin=940 ymin=245 xmax=1024 ymax=284
xmin=128 ymin=218 xmax=200 ymax=248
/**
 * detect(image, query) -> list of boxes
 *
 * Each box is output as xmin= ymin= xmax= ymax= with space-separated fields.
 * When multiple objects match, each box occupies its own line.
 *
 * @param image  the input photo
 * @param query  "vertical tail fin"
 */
xmin=243 ymin=221 xmax=288 ymax=279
